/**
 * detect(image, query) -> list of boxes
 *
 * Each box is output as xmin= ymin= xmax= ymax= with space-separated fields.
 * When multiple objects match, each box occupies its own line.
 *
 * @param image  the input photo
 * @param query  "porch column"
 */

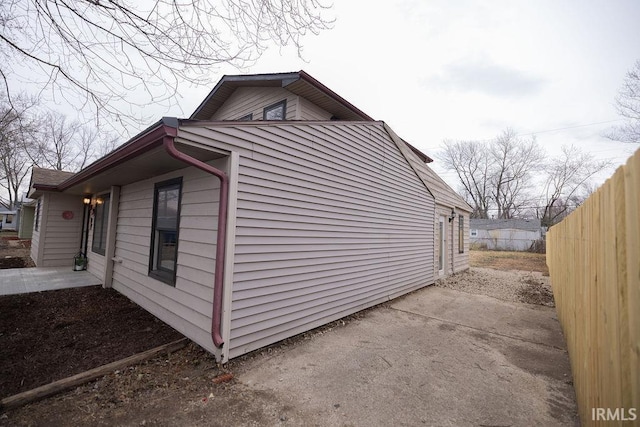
xmin=102 ymin=186 xmax=121 ymax=288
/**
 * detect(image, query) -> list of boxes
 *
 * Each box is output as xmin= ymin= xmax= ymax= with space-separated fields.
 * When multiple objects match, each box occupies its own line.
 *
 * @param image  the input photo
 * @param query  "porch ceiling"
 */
xmin=63 ymin=144 xmax=226 ymax=196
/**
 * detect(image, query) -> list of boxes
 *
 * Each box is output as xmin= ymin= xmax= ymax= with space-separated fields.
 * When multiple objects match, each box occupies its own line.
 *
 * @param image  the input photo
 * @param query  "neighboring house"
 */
xmin=26 ymin=168 xmax=77 ymax=260
xmin=469 ymin=218 xmax=543 ymax=251
xmin=0 ymin=208 xmax=17 ymax=231
xmin=28 ymin=71 xmax=470 ymax=362
xmin=17 ymin=192 xmax=39 ymax=239
xmin=17 ymin=203 xmax=34 ymax=239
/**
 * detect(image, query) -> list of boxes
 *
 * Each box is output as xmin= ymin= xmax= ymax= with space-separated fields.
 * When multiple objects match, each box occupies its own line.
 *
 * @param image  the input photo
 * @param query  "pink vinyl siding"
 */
xmin=178 ymin=122 xmax=436 ymax=359
xmin=109 ymin=160 xmax=227 ymax=357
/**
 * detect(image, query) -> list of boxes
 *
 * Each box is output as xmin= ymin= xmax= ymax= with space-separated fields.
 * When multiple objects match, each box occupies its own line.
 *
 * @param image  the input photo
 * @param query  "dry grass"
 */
xmin=470 ymin=250 xmax=549 ymax=275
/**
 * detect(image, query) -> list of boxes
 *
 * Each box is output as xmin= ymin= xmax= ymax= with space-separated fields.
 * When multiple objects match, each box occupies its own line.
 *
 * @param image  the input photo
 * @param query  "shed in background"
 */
xmin=470 ymin=219 xmax=543 ymax=251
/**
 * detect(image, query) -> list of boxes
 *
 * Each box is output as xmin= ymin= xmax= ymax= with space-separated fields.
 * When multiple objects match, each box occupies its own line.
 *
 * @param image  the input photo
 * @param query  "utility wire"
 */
xmin=516 ymin=119 xmax=623 ymax=137
xmin=450 ymin=119 xmax=623 ymax=143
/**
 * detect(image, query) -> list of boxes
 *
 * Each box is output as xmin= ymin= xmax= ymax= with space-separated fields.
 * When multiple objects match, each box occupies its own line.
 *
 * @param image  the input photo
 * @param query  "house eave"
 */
xmin=33 ymin=118 xmax=178 ymax=194
xmin=296 ymin=70 xmax=374 ymax=121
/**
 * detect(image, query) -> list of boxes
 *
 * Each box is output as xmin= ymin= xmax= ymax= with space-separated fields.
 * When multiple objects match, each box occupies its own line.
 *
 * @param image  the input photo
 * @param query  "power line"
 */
xmin=446 ymin=119 xmax=624 ymax=143
xmin=469 ymin=204 xmax=584 ymax=212
xmin=516 ymin=119 xmax=623 ymax=137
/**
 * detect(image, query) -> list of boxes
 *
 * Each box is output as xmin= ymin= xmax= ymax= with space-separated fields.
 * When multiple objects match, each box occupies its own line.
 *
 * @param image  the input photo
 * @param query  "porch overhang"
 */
xmin=31 ymin=118 xmax=225 ymax=196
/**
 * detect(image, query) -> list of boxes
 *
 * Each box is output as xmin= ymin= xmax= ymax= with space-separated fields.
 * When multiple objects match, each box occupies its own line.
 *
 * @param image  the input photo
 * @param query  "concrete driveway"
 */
xmin=239 ymin=286 xmax=578 ymax=426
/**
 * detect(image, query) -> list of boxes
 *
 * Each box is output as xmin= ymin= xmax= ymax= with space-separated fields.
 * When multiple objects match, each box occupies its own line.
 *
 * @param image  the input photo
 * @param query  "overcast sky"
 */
xmin=12 ymin=0 xmax=639 ymax=193
xmin=168 ymin=0 xmax=639 ymax=189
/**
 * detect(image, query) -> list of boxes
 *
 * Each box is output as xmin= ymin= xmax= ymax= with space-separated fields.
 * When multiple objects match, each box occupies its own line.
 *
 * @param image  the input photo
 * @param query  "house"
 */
xmin=0 ymin=208 xmax=17 ymax=231
xmin=24 ymin=168 xmax=78 ymax=256
xmin=469 ymin=218 xmax=543 ymax=251
xmin=28 ymin=71 xmax=471 ymax=362
xmin=17 ymin=193 xmax=35 ymax=239
xmin=392 ymin=134 xmax=472 ymax=276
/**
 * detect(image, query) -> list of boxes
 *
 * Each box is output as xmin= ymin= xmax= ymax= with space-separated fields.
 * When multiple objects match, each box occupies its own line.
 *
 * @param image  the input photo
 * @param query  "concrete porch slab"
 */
xmin=0 ymin=268 xmax=102 ymax=296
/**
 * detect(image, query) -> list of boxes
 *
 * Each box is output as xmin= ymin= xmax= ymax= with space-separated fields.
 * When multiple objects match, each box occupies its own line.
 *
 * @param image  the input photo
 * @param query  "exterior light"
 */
xmin=449 ymin=209 xmax=457 ymax=222
xmin=83 ymin=197 xmax=91 ymax=205
xmin=96 ymin=198 xmax=104 ymax=205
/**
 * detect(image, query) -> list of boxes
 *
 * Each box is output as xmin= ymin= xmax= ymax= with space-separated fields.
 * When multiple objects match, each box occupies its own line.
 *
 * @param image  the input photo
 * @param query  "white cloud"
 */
xmin=428 ymin=57 xmax=546 ymax=98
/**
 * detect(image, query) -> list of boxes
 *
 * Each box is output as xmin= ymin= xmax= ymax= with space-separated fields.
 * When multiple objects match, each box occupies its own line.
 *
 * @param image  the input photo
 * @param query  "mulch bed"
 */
xmin=0 ymin=286 xmax=184 ymax=399
xmin=0 ymin=258 xmax=29 ymax=269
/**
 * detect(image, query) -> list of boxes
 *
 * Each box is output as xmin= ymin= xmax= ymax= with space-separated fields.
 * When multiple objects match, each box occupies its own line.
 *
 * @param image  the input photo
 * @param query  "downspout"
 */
xmin=451 ymin=213 xmax=455 ymax=275
xmin=163 ymin=137 xmax=229 ymax=348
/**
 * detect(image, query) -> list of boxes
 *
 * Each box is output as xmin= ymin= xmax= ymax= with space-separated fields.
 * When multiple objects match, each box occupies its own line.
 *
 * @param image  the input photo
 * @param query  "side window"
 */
xmin=470 ymin=229 xmax=478 ymax=237
xmin=458 ymin=215 xmax=464 ymax=254
xmin=237 ymin=113 xmax=253 ymax=121
xmin=35 ymin=199 xmax=41 ymax=231
xmin=91 ymin=194 xmax=110 ymax=255
xmin=5 ymin=214 xmax=13 ymax=224
xmin=149 ymin=178 xmax=182 ymax=285
xmin=263 ymin=100 xmax=286 ymax=120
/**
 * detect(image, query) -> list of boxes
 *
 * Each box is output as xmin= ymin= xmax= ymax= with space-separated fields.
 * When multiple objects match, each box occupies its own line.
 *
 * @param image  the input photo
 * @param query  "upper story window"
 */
xmin=263 ymin=100 xmax=286 ymax=120
xmin=237 ymin=113 xmax=253 ymax=121
xmin=149 ymin=178 xmax=182 ymax=285
xmin=92 ymin=194 xmax=110 ymax=255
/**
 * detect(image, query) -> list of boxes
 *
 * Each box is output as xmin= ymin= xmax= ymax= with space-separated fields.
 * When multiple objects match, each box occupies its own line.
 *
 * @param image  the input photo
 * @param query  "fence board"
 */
xmin=547 ymin=149 xmax=639 ymax=426
xmin=626 ymin=152 xmax=640 ymax=414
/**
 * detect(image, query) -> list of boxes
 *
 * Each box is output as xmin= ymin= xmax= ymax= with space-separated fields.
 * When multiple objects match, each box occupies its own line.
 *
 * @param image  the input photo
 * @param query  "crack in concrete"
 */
xmin=388 ymin=306 xmax=565 ymax=350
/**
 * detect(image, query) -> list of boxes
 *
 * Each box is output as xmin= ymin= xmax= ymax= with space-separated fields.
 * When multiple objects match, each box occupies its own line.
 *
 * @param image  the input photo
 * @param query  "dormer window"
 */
xmin=263 ymin=100 xmax=286 ymax=120
xmin=237 ymin=113 xmax=253 ymax=121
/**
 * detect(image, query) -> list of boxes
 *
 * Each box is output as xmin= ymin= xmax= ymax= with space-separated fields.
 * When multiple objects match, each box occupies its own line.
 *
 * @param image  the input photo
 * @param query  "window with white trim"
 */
xmin=149 ymin=178 xmax=182 ymax=285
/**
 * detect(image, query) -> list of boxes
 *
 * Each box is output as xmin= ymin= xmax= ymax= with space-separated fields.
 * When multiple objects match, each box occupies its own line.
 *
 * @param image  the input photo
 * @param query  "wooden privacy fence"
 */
xmin=547 ymin=148 xmax=639 ymax=425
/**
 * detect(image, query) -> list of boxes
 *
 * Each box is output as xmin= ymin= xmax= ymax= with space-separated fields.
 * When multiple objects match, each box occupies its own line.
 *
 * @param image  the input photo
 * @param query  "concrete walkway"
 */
xmin=240 ymin=286 xmax=579 ymax=426
xmin=0 ymin=267 xmax=102 ymax=295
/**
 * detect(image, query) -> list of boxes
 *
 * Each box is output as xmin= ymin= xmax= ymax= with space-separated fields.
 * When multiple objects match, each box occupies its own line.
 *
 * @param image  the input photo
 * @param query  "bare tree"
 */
xmin=438 ymin=140 xmax=492 ymax=218
xmin=608 ymin=59 xmax=640 ymax=143
xmin=24 ymin=112 xmax=110 ymax=172
xmin=537 ymin=145 xmax=611 ymax=227
xmin=437 ymin=129 xmax=543 ymax=219
xmin=0 ymin=92 xmax=38 ymax=208
xmin=0 ymin=0 xmax=332 ymax=129
xmin=490 ymin=129 xmax=544 ymax=219
xmin=0 ymin=139 xmax=32 ymax=208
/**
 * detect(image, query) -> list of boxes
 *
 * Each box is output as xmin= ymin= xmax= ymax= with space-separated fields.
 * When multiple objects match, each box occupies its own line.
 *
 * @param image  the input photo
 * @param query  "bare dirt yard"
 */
xmin=0 ymin=233 xmax=34 ymax=269
xmin=1 ymin=318 xmax=355 ymax=426
xmin=0 ymin=286 xmax=184 ymax=398
xmin=436 ymin=250 xmax=555 ymax=307
xmin=470 ymin=249 xmax=549 ymax=275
